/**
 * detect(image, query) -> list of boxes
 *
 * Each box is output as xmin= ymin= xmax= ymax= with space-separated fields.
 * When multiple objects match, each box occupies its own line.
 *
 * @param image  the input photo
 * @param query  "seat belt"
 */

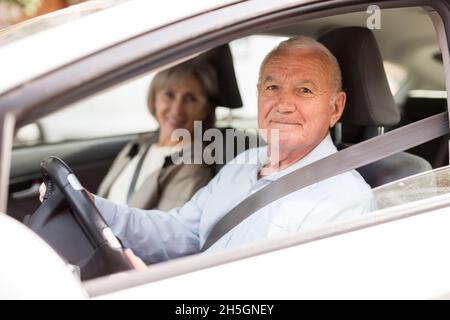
xmin=202 ymin=112 xmax=449 ymax=251
xmin=127 ymin=142 xmax=152 ymax=202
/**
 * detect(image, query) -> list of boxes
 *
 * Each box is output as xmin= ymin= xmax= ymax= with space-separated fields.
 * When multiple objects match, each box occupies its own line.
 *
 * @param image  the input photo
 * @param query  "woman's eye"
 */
xmin=184 ymin=94 xmax=197 ymax=103
xmin=164 ymin=90 xmax=175 ymax=99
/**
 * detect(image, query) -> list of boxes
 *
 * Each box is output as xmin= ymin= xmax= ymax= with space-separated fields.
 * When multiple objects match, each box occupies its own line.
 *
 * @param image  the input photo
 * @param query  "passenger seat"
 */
xmin=392 ymin=96 xmax=449 ymax=168
xmin=319 ymin=27 xmax=432 ymax=188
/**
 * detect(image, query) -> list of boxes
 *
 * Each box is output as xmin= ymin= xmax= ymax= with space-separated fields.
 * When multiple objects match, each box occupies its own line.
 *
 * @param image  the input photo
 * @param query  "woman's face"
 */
xmin=154 ymin=74 xmax=209 ymax=143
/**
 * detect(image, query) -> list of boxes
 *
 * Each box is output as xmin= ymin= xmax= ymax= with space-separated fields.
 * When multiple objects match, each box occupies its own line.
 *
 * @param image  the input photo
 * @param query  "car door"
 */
xmin=1 ymin=0 xmax=450 ymax=300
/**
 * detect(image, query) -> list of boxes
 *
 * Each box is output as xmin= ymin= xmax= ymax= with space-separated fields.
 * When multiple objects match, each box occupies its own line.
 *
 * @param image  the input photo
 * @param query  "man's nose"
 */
xmin=276 ymin=93 xmax=296 ymax=113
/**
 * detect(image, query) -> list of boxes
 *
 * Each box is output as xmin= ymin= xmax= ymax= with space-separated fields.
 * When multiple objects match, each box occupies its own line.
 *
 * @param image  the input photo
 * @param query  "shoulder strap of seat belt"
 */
xmin=127 ymin=135 xmax=158 ymax=202
xmin=202 ymin=112 xmax=449 ymax=251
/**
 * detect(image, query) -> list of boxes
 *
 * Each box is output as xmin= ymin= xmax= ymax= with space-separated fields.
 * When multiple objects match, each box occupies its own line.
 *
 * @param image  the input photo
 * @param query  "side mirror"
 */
xmin=14 ymin=123 xmax=44 ymax=147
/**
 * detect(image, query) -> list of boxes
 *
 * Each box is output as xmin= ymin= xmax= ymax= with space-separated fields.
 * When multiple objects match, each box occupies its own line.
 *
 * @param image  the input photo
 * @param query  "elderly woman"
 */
xmin=96 ymin=59 xmax=219 ymax=210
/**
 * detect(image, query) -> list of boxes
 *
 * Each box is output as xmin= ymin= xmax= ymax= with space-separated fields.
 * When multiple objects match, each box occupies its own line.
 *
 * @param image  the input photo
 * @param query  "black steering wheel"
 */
xmin=25 ymin=156 xmax=133 ymax=280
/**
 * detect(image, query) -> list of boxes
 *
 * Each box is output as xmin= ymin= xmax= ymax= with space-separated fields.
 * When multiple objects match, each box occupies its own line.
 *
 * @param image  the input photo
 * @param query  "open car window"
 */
xmin=13 ymin=35 xmax=288 ymax=147
xmin=10 ymin=4 xmax=448 ymax=247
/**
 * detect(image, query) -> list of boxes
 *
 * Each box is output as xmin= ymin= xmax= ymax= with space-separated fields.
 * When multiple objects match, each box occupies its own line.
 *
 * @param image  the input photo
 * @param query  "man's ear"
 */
xmin=330 ymin=91 xmax=346 ymax=127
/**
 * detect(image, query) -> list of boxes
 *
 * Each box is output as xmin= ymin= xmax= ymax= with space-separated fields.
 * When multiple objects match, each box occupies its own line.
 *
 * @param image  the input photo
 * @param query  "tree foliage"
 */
xmin=2 ymin=0 xmax=42 ymax=16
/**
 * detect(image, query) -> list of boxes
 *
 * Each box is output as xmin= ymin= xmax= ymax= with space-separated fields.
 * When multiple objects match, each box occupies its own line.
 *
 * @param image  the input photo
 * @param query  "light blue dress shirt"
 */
xmin=94 ymin=134 xmax=376 ymax=262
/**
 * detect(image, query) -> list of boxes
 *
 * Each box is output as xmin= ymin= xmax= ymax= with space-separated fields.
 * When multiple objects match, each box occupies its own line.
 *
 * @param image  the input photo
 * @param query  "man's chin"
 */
xmin=268 ymin=123 xmax=302 ymax=134
xmin=268 ymin=137 xmax=306 ymax=151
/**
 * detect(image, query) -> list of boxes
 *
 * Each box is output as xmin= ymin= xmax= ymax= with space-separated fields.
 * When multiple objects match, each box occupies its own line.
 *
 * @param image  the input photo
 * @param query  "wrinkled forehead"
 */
xmin=259 ymin=48 xmax=332 ymax=83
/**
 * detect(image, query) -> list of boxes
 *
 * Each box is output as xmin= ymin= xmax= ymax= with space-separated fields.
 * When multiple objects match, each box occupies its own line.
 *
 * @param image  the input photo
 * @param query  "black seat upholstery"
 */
xmin=196 ymin=45 xmax=262 ymax=173
xmin=197 ymin=44 xmax=242 ymax=109
xmin=319 ymin=27 xmax=432 ymax=188
xmin=393 ymin=96 xmax=449 ymax=168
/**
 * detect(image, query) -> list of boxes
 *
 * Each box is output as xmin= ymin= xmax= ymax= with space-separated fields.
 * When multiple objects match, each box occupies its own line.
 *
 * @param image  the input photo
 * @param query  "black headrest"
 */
xmin=197 ymin=44 xmax=243 ymax=109
xmin=319 ymin=27 xmax=399 ymax=126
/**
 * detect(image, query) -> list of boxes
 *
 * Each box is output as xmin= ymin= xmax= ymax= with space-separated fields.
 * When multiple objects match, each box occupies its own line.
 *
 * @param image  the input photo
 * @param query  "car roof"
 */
xmin=0 ymin=0 xmax=238 ymax=94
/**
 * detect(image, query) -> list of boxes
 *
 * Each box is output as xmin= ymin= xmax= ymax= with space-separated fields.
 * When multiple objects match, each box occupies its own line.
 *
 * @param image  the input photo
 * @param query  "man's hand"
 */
xmin=38 ymin=182 xmax=94 ymax=202
xmin=38 ymin=183 xmax=145 ymax=271
xmin=38 ymin=182 xmax=46 ymax=202
xmin=124 ymin=248 xmax=147 ymax=270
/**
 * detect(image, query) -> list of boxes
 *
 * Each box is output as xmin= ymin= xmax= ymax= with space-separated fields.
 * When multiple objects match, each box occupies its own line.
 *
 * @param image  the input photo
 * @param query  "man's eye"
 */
xmin=266 ymin=85 xmax=278 ymax=91
xmin=299 ymin=87 xmax=313 ymax=94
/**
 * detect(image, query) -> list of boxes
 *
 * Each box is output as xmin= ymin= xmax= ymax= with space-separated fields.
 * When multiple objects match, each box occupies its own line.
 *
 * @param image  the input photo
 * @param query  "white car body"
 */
xmin=1 ymin=0 xmax=450 ymax=300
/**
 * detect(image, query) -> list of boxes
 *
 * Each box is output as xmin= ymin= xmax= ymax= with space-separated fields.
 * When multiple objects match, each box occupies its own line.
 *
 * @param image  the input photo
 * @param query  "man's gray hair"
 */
xmin=259 ymin=36 xmax=343 ymax=93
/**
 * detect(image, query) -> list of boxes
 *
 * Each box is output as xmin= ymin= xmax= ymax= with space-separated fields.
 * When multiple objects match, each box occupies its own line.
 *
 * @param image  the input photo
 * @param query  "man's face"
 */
xmin=258 ymin=49 xmax=345 ymax=154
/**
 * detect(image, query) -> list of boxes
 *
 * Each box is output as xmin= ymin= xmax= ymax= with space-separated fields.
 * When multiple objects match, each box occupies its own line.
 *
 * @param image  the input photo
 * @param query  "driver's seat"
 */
xmin=319 ymin=27 xmax=431 ymax=188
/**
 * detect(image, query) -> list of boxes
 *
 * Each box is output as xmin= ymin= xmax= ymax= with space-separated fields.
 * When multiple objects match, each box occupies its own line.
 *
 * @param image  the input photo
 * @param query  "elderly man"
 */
xmin=42 ymin=36 xmax=375 ymax=262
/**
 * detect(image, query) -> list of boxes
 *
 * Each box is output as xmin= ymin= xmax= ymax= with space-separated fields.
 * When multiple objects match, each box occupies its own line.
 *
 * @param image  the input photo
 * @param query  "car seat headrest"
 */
xmin=319 ymin=27 xmax=400 ymax=127
xmin=196 ymin=44 xmax=243 ymax=109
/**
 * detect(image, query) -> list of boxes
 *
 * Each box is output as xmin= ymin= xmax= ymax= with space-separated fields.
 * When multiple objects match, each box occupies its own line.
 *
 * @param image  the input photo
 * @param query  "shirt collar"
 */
xmin=256 ymin=133 xmax=337 ymax=182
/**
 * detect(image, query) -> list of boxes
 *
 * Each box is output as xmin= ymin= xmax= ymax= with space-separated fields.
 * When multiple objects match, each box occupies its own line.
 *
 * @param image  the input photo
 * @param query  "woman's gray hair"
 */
xmin=259 ymin=36 xmax=342 ymax=93
xmin=147 ymin=59 xmax=219 ymax=130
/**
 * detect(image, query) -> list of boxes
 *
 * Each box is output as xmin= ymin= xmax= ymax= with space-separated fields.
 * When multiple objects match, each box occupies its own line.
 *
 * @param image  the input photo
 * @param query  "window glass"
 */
xmin=27 ymin=73 xmax=156 ymax=144
xmin=383 ymin=61 xmax=408 ymax=96
xmin=218 ymin=35 xmax=288 ymax=129
xmin=13 ymin=35 xmax=288 ymax=146
xmin=374 ymin=165 xmax=450 ymax=210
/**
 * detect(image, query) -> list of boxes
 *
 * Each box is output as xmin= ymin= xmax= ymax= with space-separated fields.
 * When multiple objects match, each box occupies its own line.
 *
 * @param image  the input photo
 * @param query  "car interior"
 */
xmin=5 ymin=5 xmax=449 ymax=280
xmin=319 ymin=26 xmax=432 ymax=188
xmin=269 ymin=7 xmax=447 ymax=164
